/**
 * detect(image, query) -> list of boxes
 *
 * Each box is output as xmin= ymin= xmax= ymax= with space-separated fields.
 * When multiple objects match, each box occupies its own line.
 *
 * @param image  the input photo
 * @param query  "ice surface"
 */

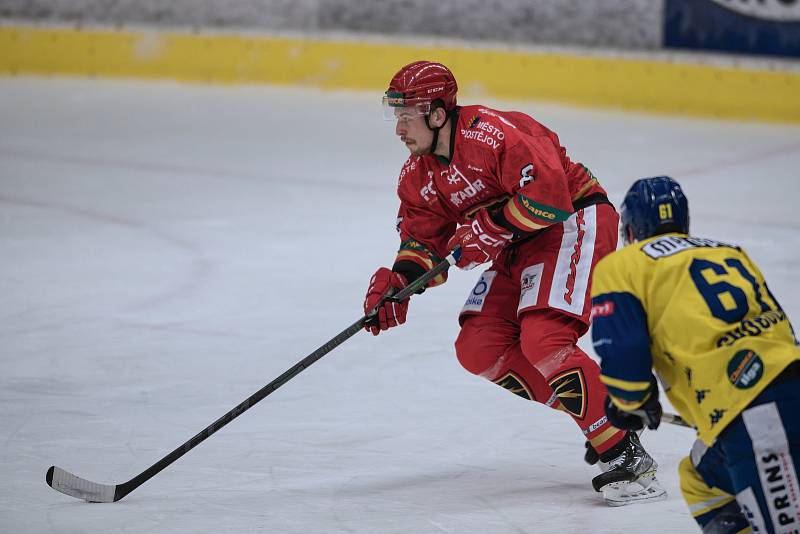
xmin=1 ymin=77 xmax=798 ymax=533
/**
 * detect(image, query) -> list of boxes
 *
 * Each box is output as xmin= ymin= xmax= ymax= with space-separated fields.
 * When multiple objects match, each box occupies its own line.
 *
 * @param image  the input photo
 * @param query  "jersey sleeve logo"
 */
xmin=515 ymin=194 xmax=571 ymax=224
xmin=591 ymin=301 xmax=615 ymax=319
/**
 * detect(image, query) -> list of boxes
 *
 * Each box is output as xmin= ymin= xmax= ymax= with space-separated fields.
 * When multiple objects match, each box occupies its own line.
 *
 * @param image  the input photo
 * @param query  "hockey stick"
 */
xmin=659 ymin=411 xmax=692 ymax=428
xmin=46 ymin=250 xmax=461 ymax=503
xmin=630 ymin=409 xmax=693 ymax=429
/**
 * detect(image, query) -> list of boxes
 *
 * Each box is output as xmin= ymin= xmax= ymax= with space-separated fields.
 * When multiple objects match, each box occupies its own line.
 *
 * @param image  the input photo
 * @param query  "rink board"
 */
xmin=1 ymin=24 xmax=798 ymax=123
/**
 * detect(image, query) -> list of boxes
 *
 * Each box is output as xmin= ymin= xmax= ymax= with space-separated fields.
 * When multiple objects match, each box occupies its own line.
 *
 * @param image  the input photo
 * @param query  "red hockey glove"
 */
xmin=363 ymin=268 xmax=409 ymax=336
xmin=446 ymin=209 xmax=513 ymax=270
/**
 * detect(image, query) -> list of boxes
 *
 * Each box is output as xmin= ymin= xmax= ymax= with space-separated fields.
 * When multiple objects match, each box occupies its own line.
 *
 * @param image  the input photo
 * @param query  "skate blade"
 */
xmin=602 ymin=473 xmax=667 ymax=507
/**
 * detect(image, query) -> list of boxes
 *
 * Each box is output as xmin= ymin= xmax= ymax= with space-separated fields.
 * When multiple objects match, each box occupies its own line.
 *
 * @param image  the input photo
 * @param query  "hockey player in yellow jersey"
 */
xmin=590 ymin=176 xmax=800 ymax=533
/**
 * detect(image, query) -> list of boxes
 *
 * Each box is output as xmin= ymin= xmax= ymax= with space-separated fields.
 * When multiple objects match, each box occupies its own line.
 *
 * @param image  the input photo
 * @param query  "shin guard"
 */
xmin=520 ymin=311 xmax=626 ymax=455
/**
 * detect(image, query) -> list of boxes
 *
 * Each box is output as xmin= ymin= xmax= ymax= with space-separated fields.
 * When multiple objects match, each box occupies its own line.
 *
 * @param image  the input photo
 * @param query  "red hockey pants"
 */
xmin=454 ymin=203 xmax=625 ymax=454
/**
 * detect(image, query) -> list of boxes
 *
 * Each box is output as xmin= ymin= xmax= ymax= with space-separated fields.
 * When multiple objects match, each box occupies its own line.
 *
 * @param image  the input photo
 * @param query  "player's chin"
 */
xmin=408 ymin=144 xmax=430 ymax=157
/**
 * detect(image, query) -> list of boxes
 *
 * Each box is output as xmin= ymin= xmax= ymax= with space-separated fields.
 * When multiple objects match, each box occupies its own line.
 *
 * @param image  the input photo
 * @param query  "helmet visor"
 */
xmin=382 ymin=92 xmax=431 ymax=121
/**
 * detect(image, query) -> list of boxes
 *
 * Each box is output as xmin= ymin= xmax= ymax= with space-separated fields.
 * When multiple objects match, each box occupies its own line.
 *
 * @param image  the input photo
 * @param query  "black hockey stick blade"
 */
xmin=45 ymin=250 xmax=459 ymax=503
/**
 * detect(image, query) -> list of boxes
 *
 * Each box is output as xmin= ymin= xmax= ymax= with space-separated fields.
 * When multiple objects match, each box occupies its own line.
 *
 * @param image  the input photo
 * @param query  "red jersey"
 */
xmin=392 ymin=105 xmax=607 ymax=286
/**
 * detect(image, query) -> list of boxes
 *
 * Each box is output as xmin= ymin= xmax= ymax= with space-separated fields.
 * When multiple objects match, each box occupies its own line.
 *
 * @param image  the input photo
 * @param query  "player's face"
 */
xmin=394 ymin=109 xmax=433 ymax=156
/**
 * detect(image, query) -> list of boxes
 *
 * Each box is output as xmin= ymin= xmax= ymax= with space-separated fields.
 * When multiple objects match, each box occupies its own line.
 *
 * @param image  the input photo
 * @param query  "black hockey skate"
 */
xmin=587 ymin=432 xmax=666 ymax=506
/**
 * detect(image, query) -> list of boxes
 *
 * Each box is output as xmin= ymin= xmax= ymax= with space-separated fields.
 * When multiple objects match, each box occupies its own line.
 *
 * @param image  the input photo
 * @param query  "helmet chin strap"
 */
xmin=424 ymin=107 xmax=450 ymax=155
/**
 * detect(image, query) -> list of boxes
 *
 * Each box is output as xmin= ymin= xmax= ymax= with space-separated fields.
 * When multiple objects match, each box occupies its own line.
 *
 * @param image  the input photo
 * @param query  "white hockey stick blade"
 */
xmin=46 ymin=466 xmax=117 ymax=502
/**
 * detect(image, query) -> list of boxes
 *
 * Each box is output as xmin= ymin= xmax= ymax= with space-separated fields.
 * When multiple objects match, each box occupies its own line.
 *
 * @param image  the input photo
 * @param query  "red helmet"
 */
xmin=385 ymin=61 xmax=458 ymax=114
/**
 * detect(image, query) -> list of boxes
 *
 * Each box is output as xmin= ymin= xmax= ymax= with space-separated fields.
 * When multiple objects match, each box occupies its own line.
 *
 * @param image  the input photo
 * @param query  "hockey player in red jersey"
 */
xmin=363 ymin=61 xmax=666 ymax=505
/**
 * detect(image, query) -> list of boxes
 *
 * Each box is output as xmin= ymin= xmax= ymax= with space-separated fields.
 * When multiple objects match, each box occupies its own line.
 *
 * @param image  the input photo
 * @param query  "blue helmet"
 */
xmin=620 ymin=176 xmax=689 ymax=244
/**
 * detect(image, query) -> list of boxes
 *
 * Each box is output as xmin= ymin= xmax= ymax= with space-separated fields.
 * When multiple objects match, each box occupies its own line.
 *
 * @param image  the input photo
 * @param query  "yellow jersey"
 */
xmin=590 ymin=232 xmax=800 ymax=445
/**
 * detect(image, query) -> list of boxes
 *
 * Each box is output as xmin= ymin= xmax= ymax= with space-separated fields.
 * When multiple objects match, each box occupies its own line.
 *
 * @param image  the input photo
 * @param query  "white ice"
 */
xmin=1 ymin=77 xmax=799 ymax=533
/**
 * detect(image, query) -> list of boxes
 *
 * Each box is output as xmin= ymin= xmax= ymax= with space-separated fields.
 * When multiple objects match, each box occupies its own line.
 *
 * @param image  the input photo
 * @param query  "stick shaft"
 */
xmin=660 ymin=411 xmax=692 ymax=428
xmin=110 ymin=253 xmax=457 ymax=501
xmin=631 ymin=409 xmax=693 ymax=429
